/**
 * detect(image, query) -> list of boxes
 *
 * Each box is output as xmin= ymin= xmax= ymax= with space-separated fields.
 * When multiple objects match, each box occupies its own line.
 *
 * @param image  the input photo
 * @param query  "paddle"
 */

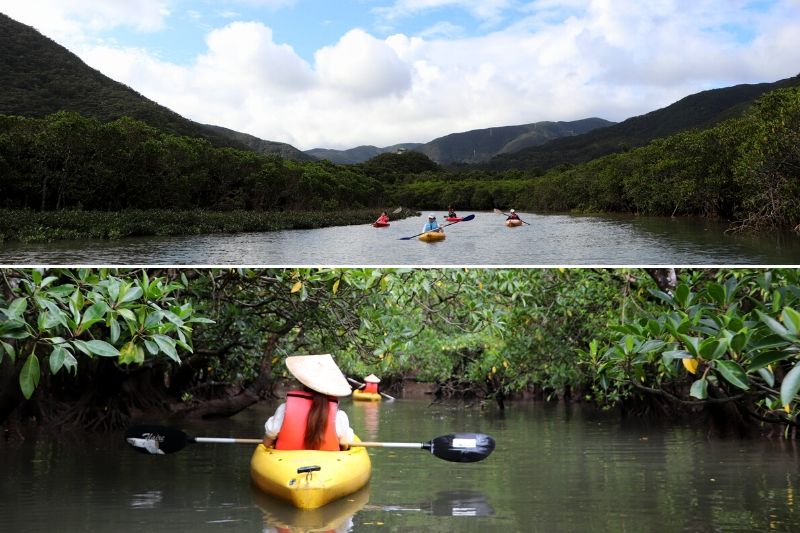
xmin=124 ymin=425 xmax=495 ymax=462
xmin=493 ymin=208 xmax=531 ymax=225
xmin=398 ymin=214 xmax=475 ymax=240
xmin=346 ymin=376 xmax=396 ymax=401
xmin=392 ymin=207 xmax=403 ymax=214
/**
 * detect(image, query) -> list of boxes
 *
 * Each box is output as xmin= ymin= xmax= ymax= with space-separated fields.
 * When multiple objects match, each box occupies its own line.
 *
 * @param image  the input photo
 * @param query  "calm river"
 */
xmin=1 ymin=400 xmax=798 ymax=532
xmin=2 ymin=211 xmax=799 ymax=264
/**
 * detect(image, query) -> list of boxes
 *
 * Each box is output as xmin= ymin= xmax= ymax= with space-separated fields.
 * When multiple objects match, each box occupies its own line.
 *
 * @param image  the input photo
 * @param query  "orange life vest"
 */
xmin=275 ymin=390 xmax=340 ymax=451
xmin=364 ymin=382 xmax=379 ymax=394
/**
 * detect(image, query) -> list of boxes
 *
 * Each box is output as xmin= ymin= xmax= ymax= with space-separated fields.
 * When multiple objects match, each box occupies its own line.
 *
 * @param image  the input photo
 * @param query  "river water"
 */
xmin=2 ymin=211 xmax=799 ymax=264
xmin=1 ymin=400 xmax=798 ymax=532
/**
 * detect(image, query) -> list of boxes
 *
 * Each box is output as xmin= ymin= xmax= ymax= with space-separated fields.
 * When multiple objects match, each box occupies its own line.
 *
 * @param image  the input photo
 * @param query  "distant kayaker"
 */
xmin=376 ymin=212 xmax=389 ymax=224
xmin=506 ymin=209 xmax=520 ymax=220
xmin=262 ymin=354 xmax=355 ymax=451
xmin=359 ymin=374 xmax=381 ymax=394
xmin=447 ymin=206 xmax=458 ymax=218
xmin=423 ymin=214 xmax=442 ymax=233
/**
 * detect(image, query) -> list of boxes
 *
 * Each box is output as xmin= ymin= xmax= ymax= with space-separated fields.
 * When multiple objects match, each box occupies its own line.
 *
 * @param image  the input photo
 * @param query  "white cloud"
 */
xmin=0 ymin=0 xmax=171 ymax=44
xmin=315 ymin=29 xmax=412 ymax=98
xmin=5 ymin=0 xmax=799 ymax=151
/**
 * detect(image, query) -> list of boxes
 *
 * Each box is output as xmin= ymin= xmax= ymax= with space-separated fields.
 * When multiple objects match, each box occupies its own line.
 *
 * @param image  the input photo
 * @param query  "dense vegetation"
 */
xmin=2 ymin=268 xmax=800 ymax=439
xmin=0 ymin=112 xmax=386 ymax=212
xmin=392 ymin=87 xmax=800 ymax=232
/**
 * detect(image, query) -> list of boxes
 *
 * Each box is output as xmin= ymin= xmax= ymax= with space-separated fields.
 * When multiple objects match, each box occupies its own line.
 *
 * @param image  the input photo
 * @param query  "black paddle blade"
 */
xmin=124 ymin=425 xmax=188 ymax=455
xmin=427 ymin=433 xmax=495 ymax=462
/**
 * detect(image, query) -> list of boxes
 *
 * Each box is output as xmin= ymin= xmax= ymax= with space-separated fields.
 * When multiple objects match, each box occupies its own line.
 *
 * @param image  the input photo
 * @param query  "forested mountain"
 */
xmin=306 ymin=119 xmax=612 ymax=164
xmin=418 ymin=118 xmax=613 ymax=164
xmin=306 ymin=143 xmax=423 ymax=164
xmin=0 ymin=12 xmax=307 ymax=160
xmin=203 ymin=124 xmax=314 ymax=161
xmin=487 ymin=75 xmax=800 ymax=171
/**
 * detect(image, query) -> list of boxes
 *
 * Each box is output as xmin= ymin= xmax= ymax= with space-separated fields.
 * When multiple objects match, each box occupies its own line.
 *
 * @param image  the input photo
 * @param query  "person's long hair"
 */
xmin=303 ymin=386 xmax=330 ymax=449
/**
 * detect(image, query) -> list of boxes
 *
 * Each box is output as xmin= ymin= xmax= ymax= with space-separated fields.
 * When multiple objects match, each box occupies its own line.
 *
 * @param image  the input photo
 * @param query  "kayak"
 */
xmin=505 ymin=219 xmax=523 ymax=227
xmin=250 ymin=437 xmax=372 ymax=510
xmin=445 ymin=217 xmax=463 ymax=222
xmin=372 ymin=221 xmax=390 ymax=228
xmin=419 ymin=230 xmax=446 ymax=242
xmin=253 ymin=484 xmax=370 ymax=531
xmin=352 ymin=389 xmax=381 ymax=402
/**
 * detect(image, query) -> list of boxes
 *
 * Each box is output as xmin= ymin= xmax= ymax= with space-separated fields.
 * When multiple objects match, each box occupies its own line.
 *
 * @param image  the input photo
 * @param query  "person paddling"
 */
xmin=360 ymin=374 xmax=381 ymax=395
xmin=423 ymin=214 xmax=443 ymax=233
xmin=447 ymin=206 xmax=458 ymax=218
xmin=262 ymin=354 xmax=355 ymax=451
xmin=506 ymin=209 xmax=520 ymax=221
xmin=375 ymin=211 xmax=389 ymax=225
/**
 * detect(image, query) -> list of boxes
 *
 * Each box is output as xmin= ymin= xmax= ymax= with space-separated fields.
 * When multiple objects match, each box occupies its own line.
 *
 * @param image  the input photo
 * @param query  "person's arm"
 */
xmin=262 ymin=403 xmax=286 ymax=447
xmin=335 ymin=410 xmax=355 ymax=450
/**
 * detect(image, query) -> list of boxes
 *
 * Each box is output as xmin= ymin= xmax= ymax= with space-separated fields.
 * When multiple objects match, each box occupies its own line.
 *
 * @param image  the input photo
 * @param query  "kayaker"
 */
xmin=360 ymin=374 xmax=381 ymax=394
xmin=262 ymin=354 xmax=355 ymax=451
xmin=506 ymin=209 xmax=520 ymax=220
xmin=423 ymin=214 xmax=442 ymax=233
xmin=447 ymin=206 xmax=458 ymax=218
xmin=375 ymin=211 xmax=389 ymax=224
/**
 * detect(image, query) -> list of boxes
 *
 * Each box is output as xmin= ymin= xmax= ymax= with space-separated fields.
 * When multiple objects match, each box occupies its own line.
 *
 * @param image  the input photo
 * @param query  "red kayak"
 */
xmin=445 ymin=217 xmax=463 ymax=222
xmin=372 ymin=221 xmax=390 ymax=228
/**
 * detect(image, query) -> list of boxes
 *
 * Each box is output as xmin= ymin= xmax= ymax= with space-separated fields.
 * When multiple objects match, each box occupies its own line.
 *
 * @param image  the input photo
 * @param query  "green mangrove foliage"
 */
xmin=587 ymin=269 xmax=800 ymax=433
xmin=0 ymin=112 xmax=384 ymax=212
xmin=0 ymin=208 xmax=409 ymax=242
xmin=4 ymin=268 xmax=800 ymax=437
xmin=0 ymin=269 xmax=209 ymax=428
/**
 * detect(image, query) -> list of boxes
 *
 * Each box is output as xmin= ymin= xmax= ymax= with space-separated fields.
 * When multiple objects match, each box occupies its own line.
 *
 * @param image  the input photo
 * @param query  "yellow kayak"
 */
xmin=250 ymin=437 xmax=371 ymax=510
xmin=505 ymin=219 xmax=523 ymax=227
xmin=419 ymin=230 xmax=446 ymax=242
xmin=352 ymin=389 xmax=381 ymax=402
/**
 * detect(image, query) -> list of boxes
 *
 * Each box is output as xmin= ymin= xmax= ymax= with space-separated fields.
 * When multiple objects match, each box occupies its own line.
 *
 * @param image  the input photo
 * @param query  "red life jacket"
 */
xmin=364 ymin=382 xmax=379 ymax=394
xmin=275 ymin=390 xmax=340 ymax=451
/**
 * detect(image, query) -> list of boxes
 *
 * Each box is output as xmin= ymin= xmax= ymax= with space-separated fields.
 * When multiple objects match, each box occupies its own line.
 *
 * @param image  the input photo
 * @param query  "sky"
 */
xmin=1 ymin=0 xmax=799 ymax=151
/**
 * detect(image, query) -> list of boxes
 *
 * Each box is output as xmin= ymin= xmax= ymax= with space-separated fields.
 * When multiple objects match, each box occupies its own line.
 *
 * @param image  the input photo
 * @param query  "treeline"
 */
xmin=391 ymin=87 xmax=800 ymax=232
xmin=1 ymin=86 xmax=797 ymax=233
xmin=0 ymin=112 xmax=385 ymax=212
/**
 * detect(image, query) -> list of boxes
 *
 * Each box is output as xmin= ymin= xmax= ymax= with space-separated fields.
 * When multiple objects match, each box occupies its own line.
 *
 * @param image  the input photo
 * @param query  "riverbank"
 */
xmin=0 ymin=208 xmax=418 ymax=243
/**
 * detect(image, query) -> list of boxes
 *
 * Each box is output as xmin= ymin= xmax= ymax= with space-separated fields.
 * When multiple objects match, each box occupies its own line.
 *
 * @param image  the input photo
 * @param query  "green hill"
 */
xmin=418 ymin=118 xmax=613 ymax=164
xmin=0 ymin=12 xmax=307 ymax=160
xmin=487 ymin=75 xmax=800 ymax=171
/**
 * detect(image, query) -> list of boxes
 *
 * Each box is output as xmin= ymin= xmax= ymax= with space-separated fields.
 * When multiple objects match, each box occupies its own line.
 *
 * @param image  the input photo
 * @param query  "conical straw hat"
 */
xmin=364 ymin=374 xmax=381 ymax=383
xmin=285 ymin=354 xmax=352 ymax=397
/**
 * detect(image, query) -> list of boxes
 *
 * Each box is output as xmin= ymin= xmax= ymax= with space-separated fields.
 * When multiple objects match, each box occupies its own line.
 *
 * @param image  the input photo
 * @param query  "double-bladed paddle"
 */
xmin=493 ymin=208 xmax=530 ymax=225
xmin=398 ymin=214 xmax=475 ymax=240
xmin=124 ymin=425 xmax=495 ymax=463
xmin=346 ymin=377 xmax=396 ymax=401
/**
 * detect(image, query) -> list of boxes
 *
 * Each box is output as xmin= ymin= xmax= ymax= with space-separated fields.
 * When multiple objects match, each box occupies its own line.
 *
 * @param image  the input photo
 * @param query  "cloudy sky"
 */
xmin=1 ymin=0 xmax=798 ymax=150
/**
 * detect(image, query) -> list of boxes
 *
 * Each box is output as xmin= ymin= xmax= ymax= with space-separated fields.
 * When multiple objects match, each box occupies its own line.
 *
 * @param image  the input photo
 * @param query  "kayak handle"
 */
xmin=297 ymin=465 xmax=321 ymax=474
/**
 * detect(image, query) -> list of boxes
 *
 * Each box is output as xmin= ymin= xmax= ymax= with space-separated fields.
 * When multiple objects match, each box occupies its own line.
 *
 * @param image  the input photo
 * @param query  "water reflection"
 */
xmin=252 ymin=485 xmax=369 ymax=533
xmin=2 ymin=210 xmax=798 ymax=264
xmin=351 ymin=401 xmax=380 ymax=441
xmin=374 ymin=489 xmax=495 ymax=517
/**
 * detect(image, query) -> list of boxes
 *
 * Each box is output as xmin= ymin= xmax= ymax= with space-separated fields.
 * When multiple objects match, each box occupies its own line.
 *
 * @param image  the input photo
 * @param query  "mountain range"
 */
xmin=485 ymin=75 xmax=800 ymax=171
xmin=1 ymin=11 xmax=797 ymax=171
xmin=306 ymin=118 xmax=614 ymax=164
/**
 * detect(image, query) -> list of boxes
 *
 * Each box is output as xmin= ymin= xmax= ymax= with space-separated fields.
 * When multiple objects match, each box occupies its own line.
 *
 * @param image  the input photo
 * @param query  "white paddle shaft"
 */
xmin=192 ymin=437 xmax=262 ymax=444
xmin=354 ymin=442 xmax=423 ymax=448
